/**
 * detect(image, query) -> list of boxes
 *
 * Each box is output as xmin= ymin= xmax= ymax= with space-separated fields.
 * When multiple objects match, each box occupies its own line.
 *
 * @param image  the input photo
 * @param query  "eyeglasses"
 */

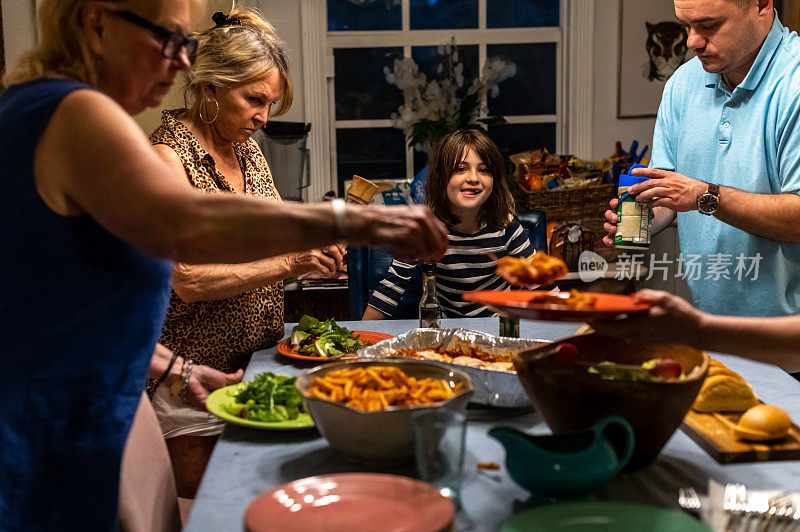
xmin=113 ymin=10 xmax=198 ymax=62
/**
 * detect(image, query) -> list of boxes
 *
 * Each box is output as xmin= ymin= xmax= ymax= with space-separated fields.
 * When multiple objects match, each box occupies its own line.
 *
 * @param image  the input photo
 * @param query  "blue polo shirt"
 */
xmin=650 ymin=14 xmax=800 ymax=317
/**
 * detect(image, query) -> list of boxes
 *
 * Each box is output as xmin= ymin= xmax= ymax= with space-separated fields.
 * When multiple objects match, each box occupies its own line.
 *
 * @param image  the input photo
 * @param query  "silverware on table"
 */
xmin=724 ymin=483 xmax=749 ymax=532
xmin=721 ymin=484 xmax=800 ymax=532
xmin=760 ymin=494 xmax=800 ymax=532
xmin=679 ymin=486 xmax=702 ymax=518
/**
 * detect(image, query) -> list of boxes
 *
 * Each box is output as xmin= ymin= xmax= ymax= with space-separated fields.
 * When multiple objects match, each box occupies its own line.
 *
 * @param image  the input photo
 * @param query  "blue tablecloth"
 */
xmin=184 ymin=318 xmax=800 ymax=531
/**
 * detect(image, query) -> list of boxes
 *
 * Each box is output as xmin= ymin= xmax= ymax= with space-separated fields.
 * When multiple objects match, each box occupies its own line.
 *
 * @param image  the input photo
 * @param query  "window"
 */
xmin=325 ymin=0 xmax=562 ymax=195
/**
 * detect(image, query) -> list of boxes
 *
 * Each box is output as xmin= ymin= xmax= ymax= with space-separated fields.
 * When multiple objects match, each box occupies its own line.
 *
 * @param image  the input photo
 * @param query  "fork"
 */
xmin=679 ymin=486 xmax=702 ymax=518
xmin=761 ymin=495 xmax=799 ymax=532
xmin=725 ymin=483 xmax=749 ymax=532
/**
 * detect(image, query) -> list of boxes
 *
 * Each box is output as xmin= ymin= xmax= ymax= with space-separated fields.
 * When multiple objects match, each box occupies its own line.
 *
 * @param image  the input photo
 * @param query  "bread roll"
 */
xmin=692 ymin=374 xmax=758 ymax=413
xmin=733 ymin=405 xmax=792 ymax=441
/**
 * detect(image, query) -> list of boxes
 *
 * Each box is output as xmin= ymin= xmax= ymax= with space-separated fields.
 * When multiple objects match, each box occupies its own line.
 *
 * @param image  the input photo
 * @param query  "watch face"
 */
xmin=697 ymin=193 xmax=719 ymax=214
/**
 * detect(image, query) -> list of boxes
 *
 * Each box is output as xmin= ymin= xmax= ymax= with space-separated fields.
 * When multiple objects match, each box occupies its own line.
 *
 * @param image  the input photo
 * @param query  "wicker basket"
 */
xmin=521 ymin=184 xmax=616 ymax=220
xmin=520 ymin=184 xmax=620 ymax=264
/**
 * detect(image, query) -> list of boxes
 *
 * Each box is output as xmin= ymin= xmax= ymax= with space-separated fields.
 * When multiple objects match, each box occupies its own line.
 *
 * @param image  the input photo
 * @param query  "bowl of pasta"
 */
xmin=295 ymin=358 xmax=473 ymax=465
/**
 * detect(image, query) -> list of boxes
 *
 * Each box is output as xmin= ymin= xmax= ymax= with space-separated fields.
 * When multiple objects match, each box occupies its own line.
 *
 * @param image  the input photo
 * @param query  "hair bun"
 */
xmin=212 ymin=11 xmax=241 ymax=28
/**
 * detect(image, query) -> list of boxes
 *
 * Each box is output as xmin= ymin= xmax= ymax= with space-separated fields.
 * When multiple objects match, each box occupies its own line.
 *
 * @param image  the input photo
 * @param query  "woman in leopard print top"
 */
xmin=148 ymin=8 xmax=345 ymax=498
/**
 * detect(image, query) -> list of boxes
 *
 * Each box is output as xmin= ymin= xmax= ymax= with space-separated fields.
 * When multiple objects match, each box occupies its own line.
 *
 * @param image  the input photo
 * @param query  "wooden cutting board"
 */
xmin=681 ymin=408 xmax=800 ymax=464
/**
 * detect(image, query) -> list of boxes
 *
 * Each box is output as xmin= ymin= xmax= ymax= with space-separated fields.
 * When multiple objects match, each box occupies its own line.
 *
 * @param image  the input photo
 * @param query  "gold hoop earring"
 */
xmin=199 ymin=96 xmax=219 ymax=124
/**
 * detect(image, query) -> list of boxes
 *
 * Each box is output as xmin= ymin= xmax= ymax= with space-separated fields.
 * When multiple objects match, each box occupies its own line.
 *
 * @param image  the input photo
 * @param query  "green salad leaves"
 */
xmin=290 ymin=315 xmax=371 ymax=358
xmin=222 ymin=372 xmax=304 ymax=422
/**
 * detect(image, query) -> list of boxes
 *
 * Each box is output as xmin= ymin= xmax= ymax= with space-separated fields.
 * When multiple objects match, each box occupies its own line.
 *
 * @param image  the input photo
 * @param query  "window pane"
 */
xmin=487 ymin=0 xmax=559 ymax=28
xmin=336 ymin=128 xmax=406 ymax=194
xmin=327 ymin=0 xmax=401 ymax=31
xmin=410 ymin=0 xmax=478 ymax=30
xmin=487 ymin=43 xmax=556 ymax=116
xmin=412 ymin=44 xmax=478 ymax=99
xmin=488 ymin=122 xmax=556 ymax=157
xmin=335 ymin=47 xmax=403 ymax=120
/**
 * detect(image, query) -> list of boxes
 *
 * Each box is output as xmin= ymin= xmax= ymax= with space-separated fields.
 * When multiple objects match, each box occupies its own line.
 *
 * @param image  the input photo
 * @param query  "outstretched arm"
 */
xmin=591 ymin=290 xmax=800 ymax=373
xmin=35 ymin=90 xmax=449 ymax=265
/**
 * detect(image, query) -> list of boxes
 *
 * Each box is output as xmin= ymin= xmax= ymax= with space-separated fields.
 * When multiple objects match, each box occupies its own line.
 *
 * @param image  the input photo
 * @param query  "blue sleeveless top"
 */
xmin=0 ymin=78 xmax=172 ymax=530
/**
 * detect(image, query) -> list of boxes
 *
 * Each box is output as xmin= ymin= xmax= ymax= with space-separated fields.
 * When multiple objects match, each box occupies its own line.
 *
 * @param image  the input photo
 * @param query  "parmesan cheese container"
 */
xmin=615 ymin=164 xmax=652 ymax=250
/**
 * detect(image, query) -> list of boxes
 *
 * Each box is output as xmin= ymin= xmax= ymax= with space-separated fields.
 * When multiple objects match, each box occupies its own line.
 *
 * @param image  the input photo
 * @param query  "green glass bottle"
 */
xmin=419 ymin=263 xmax=442 ymax=328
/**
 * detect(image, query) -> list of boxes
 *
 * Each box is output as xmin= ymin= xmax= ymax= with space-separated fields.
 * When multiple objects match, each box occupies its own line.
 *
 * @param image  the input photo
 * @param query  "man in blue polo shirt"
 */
xmin=604 ymin=0 xmax=800 ymax=317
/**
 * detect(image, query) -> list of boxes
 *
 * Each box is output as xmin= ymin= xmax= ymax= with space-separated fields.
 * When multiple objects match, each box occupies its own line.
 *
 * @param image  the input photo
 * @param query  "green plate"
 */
xmin=501 ymin=501 xmax=712 ymax=532
xmin=206 ymin=383 xmax=315 ymax=430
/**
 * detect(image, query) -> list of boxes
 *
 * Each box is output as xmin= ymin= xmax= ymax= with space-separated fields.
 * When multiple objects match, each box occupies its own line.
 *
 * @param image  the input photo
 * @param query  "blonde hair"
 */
xmin=3 ymin=0 xmax=129 ymax=87
xmin=183 ymin=7 xmax=293 ymax=116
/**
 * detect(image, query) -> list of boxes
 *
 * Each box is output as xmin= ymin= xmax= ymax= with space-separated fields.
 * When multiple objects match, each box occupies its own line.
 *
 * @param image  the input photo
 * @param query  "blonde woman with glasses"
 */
xmin=0 ymin=0 xmax=448 ymax=529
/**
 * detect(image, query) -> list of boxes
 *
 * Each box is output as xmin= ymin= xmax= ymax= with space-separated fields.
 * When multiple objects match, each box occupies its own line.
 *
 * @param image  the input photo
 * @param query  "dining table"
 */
xmin=183 ymin=317 xmax=800 ymax=531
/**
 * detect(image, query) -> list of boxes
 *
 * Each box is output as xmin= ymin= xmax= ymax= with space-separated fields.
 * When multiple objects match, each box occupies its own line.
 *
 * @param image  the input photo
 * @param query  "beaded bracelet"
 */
xmin=177 ymin=359 xmax=194 ymax=405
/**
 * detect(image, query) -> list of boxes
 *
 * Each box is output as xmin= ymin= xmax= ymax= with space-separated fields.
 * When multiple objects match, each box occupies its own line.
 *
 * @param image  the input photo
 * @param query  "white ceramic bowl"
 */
xmin=295 ymin=358 xmax=473 ymax=466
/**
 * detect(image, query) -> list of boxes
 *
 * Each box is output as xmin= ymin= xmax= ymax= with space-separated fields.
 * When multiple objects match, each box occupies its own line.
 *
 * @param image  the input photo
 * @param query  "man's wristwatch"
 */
xmin=697 ymin=183 xmax=721 ymax=216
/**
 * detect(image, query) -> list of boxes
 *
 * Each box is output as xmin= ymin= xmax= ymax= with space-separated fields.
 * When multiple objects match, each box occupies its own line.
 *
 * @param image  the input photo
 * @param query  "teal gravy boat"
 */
xmin=489 ymin=416 xmax=634 ymax=497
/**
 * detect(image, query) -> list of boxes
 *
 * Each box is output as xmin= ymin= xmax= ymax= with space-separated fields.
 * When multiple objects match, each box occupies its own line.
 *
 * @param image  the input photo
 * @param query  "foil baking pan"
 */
xmin=359 ymin=328 xmax=550 ymax=408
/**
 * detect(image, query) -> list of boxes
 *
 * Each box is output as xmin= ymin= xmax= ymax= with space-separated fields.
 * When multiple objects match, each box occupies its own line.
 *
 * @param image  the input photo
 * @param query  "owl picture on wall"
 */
xmin=642 ymin=21 xmax=689 ymax=82
xmin=618 ymin=0 xmax=695 ymax=119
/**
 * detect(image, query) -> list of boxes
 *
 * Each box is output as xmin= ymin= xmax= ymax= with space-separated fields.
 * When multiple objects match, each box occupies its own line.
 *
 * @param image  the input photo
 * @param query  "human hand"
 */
xmin=590 ymin=289 xmax=705 ymax=346
xmin=184 ymin=365 xmax=244 ymax=411
xmin=627 ymin=167 xmax=707 ymax=212
xmin=602 ymin=197 xmax=620 ymax=247
xmin=352 ymin=205 xmax=449 ymax=262
xmin=291 ymin=244 xmax=346 ymax=278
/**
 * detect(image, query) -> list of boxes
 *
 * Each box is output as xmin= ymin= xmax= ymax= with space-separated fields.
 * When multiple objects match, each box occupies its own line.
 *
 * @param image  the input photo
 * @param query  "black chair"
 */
xmin=346 ymin=208 xmax=547 ymax=320
xmin=517 ymin=208 xmax=548 ymax=253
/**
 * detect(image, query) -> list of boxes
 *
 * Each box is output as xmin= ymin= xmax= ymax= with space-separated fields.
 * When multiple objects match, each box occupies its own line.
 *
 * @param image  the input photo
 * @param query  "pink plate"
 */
xmin=243 ymin=473 xmax=454 ymax=532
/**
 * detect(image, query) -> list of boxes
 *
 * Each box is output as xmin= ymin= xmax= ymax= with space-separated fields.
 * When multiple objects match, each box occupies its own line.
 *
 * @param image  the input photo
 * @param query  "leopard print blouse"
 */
xmin=150 ymin=109 xmax=284 ymax=372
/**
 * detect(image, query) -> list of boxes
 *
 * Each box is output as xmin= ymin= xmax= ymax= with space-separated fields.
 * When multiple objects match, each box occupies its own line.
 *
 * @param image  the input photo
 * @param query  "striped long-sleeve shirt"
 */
xmin=367 ymin=216 xmax=535 ymax=318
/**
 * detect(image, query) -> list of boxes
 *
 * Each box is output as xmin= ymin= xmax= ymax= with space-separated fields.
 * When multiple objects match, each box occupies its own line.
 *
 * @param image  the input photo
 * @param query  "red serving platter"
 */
xmin=463 ymin=290 xmax=652 ymax=321
xmin=276 ymin=331 xmax=393 ymax=362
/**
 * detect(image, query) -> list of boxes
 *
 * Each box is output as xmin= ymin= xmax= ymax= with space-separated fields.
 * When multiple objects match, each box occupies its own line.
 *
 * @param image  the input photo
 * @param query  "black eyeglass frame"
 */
xmin=113 ymin=10 xmax=198 ymax=62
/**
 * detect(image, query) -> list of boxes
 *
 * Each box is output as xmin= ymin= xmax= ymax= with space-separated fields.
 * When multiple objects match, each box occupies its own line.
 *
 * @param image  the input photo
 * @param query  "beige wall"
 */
xmin=2 ymin=0 xmax=37 ymax=74
xmin=591 ymin=0 xmax=657 ymax=162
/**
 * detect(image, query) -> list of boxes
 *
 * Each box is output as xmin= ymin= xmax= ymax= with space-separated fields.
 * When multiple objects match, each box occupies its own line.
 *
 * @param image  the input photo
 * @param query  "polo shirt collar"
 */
xmin=703 ymin=11 xmax=783 ymax=91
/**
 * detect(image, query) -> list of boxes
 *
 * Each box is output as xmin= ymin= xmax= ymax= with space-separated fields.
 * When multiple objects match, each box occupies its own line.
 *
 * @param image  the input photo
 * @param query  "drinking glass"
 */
xmin=412 ymin=410 xmax=467 ymax=507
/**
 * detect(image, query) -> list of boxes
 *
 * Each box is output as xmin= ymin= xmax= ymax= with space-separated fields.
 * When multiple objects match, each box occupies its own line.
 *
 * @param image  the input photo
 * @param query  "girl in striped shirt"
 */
xmin=362 ymin=129 xmax=535 ymax=319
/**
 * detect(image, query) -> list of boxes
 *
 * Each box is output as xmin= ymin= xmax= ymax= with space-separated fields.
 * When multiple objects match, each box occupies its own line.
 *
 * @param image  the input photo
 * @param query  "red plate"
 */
xmin=463 ymin=290 xmax=652 ymax=321
xmin=276 ymin=331 xmax=393 ymax=361
xmin=244 ymin=473 xmax=454 ymax=532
